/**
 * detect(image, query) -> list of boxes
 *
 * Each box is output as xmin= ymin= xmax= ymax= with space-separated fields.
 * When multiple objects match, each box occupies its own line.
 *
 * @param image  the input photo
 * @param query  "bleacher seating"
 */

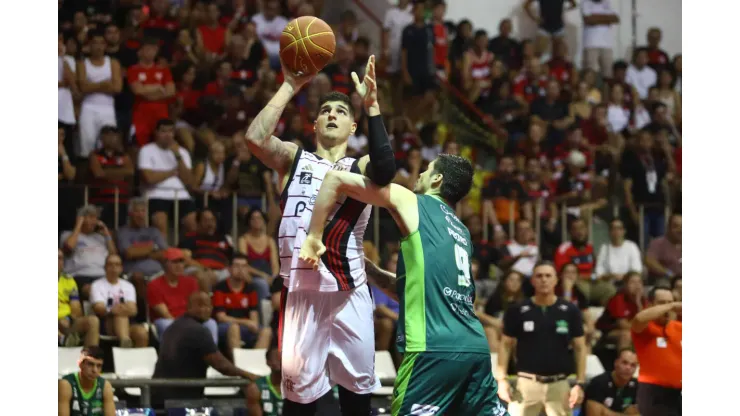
xmin=233 ymin=348 xmax=270 ymax=377
xmin=204 ymin=367 xmax=240 ymax=396
xmin=112 ymin=347 xmax=158 ymax=396
xmin=586 ymin=354 xmax=606 ymax=381
xmin=59 ymin=346 xmax=83 ymax=378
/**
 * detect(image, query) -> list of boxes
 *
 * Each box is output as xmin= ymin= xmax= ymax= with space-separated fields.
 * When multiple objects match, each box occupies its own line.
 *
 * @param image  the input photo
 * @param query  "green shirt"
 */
xmin=255 ymin=376 xmax=283 ymax=416
xmin=396 ymin=195 xmax=489 ymax=354
xmin=62 ymin=373 xmax=105 ymax=416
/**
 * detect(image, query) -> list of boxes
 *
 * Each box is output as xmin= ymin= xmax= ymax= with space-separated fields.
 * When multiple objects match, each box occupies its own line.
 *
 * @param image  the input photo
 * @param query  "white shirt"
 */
xmin=383 ymin=5 xmax=413 ymax=73
xmin=581 ymin=0 xmax=617 ymax=49
xmin=58 ymin=56 xmax=76 ymax=124
xmin=251 ymin=13 xmax=289 ymax=59
xmin=348 ymin=133 xmax=368 ymax=153
xmin=625 ymin=64 xmax=657 ymax=99
xmin=595 ymin=240 xmax=643 ymax=277
xmin=505 ymin=241 xmax=539 ymax=277
xmin=138 ymin=143 xmax=193 ymax=200
xmin=607 ymin=104 xmax=630 ymax=132
xmin=90 ymin=277 xmax=137 ymax=313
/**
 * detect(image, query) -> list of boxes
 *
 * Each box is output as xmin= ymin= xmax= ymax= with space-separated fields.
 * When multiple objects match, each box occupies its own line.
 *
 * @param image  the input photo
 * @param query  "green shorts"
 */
xmin=391 ymin=351 xmax=510 ymax=416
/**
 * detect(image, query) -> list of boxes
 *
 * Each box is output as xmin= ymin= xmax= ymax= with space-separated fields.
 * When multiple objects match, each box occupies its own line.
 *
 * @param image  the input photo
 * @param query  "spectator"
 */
xmin=335 ymin=10 xmax=359 ymax=47
xmin=607 ymin=61 xmax=639 ymax=110
xmin=530 ymin=79 xmax=573 ymax=145
xmin=228 ymin=26 xmax=266 ymax=89
xmin=197 ymin=3 xmax=230 ymax=58
xmin=381 ymin=0 xmax=413 ymax=111
xmin=449 ymin=19 xmax=473 ymax=85
xmin=58 ymin=127 xmax=76 ymax=183
xmin=553 ymin=150 xmax=605 ymax=222
xmin=488 ymin=79 xmax=527 ymax=135
xmin=514 ymin=122 xmax=549 ymax=169
xmin=138 ymin=119 xmax=197 ymax=238
xmin=581 ymin=0 xmax=619 ymax=78
xmin=595 ymin=219 xmax=643 ymax=281
xmin=625 ymin=49 xmax=657 ymax=100
xmin=353 ymin=36 xmax=372 ymax=78
xmin=141 ymin=0 xmax=179 ymax=55
xmin=394 ymin=147 xmax=423 ymax=190
xmin=147 ymin=248 xmax=218 ymax=342
xmin=521 ymin=157 xmax=559 ymax=251
xmin=88 ymin=126 xmax=134 ymax=228
xmin=401 ymin=1 xmax=437 ymax=123
xmin=631 ymin=287 xmax=682 ymax=416
xmin=128 ymin=38 xmax=176 ymax=147
xmin=465 ymin=215 xmax=502 ymax=282
xmin=478 ymin=270 xmax=524 ymax=352
xmin=671 ymin=275 xmax=682 ymax=302
xmin=180 ymin=208 xmax=235 ymax=289
xmin=322 ymin=44 xmax=355 ymax=96
xmin=596 ymin=271 xmax=647 ymax=349
xmin=656 ymin=69 xmax=681 ymax=123
xmin=90 ymin=254 xmax=149 ymax=348
xmin=212 ymin=255 xmax=272 ymax=354
xmin=482 ymin=156 xmax=531 ymax=231
xmin=171 ymin=62 xmax=201 ymax=152
xmin=583 ymin=349 xmax=639 ymax=416
xmin=58 ymin=38 xmax=78 ymax=156
xmin=500 ymin=220 xmax=539 ymax=277
xmin=227 ymin=134 xmax=275 ymax=216
xmin=59 ymin=249 xmax=100 ymax=348
xmin=58 ymin=127 xmax=78 ymax=233
xmin=497 ymin=262 xmax=586 ymax=414
xmin=606 ymin=83 xmax=630 ymax=134
xmin=171 ymin=28 xmax=202 ymax=67
xmin=77 ymin=30 xmax=122 ymax=158
xmin=372 ymin=253 xmax=401 ymax=358
xmin=645 ymin=213 xmax=682 ymax=285
xmin=580 ymin=68 xmax=602 ymax=105
xmin=524 ymin=0 xmax=577 ymax=57
xmin=152 ymin=292 xmax=258 ymax=407
xmin=203 ymin=60 xmax=233 ymax=98
xmin=237 ymin=209 xmax=279 ymax=299
xmin=639 ymin=27 xmax=671 ymax=72
xmin=60 ymin=206 xmax=117 ymax=299
xmin=251 ymin=0 xmax=288 ymax=70
xmin=554 ymin=218 xmax=607 ymax=305
xmin=672 ymin=54 xmax=681 ymax=94
xmin=513 ymin=58 xmax=548 ymax=105
xmin=487 ymin=18 xmax=520 ymax=71
xmin=557 ymin=262 xmax=598 ymax=350
xmin=430 ymin=0 xmax=450 ymax=79
xmin=58 ymin=347 xmax=116 ymax=415
xmin=462 ymin=30 xmax=494 ymax=105
xmin=193 ymin=141 xmax=230 ymax=216
xmin=552 ymin=126 xmax=592 ymax=174
xmin=546 ymin=39 xmax=577 ymax=89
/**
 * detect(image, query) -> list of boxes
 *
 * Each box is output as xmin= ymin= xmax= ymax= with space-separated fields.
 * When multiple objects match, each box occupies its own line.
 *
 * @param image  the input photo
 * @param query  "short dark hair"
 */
xmin=156 ymin=118 xmax=175 ymax=130
xmin=532 ymin=260 xmax=557 ymax=273
xmin=88 ymin=29 xmax=105 ymax=40
xmin=616 ymin=347 xmax=635 ymax=359
xmin=474 ymin=29 xmax=488 ymax=40
xmin=648 ymin=284 xmax=672 ymax=302
xmin=432 ymin=154 xmax=473 ymax=205
xmin=231 ymin=253 xmax=249 ymax=264
xmin=613 ymin=60 xmax=628 ymax=71
xmin=319 ymin=91 xmax=354 ymax=119
xmin=81 ymin=346 xmax=105 ymax=361
xmin=196 ymin=208 xmax=216 ymax=222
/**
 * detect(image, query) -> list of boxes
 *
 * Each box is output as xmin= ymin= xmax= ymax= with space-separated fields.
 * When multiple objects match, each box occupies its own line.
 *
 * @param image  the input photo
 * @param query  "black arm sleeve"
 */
xmin=365 ymin=115 xmax=396 ymax=186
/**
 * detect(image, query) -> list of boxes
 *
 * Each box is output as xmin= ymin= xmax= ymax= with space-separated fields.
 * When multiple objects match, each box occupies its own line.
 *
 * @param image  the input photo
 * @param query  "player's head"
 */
xmin=314 ymin=91 xmax=356 ymax=148
xmin=266 ymin=345 xmax=281 ymax=375
xmin=613 ymin=348 xmax=638 ymax=381
xmin=414 ymin=154 xmax=473 ymax=205
xmin=78 ymin=346 xmax=104 ymax=381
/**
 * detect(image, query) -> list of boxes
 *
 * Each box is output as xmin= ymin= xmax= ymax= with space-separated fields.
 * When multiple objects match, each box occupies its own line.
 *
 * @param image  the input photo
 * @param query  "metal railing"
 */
xmin=109 ymin=378 xmax=251 ymax=408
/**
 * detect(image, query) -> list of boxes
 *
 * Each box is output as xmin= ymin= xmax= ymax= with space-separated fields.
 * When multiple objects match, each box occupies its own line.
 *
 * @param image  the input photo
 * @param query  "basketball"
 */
xmin=280 ymin=16 xmax=336 ymax=76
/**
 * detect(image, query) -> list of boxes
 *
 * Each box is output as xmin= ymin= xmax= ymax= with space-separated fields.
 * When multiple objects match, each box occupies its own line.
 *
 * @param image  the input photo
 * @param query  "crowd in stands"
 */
xmin=58 ymin=0 xmax=681 ymax=409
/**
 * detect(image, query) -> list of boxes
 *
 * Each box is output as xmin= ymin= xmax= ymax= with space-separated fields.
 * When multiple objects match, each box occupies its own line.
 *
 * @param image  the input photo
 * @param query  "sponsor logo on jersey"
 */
xmin=555 ymin=319 xmax=569 ymax=334
xmin=447 ymin=227 xmax=468 ymax=247
xmin=410 ymin=404 xmax=440 ymax=415
xmin=299 ymin=172 xmax=313 ymax=184
xmin=293 ymin=201 xmax=308 ymax=217
xmin=443 ymin=287 xmax=473 ymax=304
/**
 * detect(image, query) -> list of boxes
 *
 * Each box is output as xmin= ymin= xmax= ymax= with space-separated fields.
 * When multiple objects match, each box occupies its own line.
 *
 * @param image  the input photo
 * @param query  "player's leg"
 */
xmin=455 ymin=353 xmax=510 ymax=416
xmin=327 ymin=286 xmax=380 ymax=416
xmin=391 ymin=352 xmax=465 ymax=416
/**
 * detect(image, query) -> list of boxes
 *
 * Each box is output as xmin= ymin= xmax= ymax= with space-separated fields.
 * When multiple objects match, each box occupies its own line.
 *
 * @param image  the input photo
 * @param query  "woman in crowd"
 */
xmin=237 ymin=209 xmax=279 ymax=298
xmin=477 ymin=270 xmax=525 ymax=352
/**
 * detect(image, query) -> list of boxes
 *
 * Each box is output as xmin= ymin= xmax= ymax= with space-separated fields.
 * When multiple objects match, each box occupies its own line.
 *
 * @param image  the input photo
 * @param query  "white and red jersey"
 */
xmin=467 ymin=50 xmax=494 ymax=97
xmin=278 ymin=149 xmax=371 ymax=292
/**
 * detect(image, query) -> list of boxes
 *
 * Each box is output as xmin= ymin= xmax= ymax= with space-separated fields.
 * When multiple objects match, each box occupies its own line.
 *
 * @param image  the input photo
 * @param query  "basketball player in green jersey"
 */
xmin=300 ymin=154 xmax=510 ymax=416
xmin=58 ymin=346 xmax=115 ymax=416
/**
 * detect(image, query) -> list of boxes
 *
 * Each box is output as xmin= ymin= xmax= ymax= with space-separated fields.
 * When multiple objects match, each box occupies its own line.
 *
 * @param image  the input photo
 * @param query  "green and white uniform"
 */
xmin=392 ymin=195 xmax=509 ymax=416
xmin=62 ymin=373 xmax=105 ymax=416
xmin=255 ymin=376 xmax=283 ymax=416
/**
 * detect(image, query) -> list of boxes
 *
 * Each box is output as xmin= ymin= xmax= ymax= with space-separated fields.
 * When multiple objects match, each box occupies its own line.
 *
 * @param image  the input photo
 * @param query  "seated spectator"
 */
xmin=552 ymin=127 xmax=592 ymax=174
xmin=583 ymin=348 xmax=639 ymax=416
xmin=553 ymin=151 xmax=606 ymax=221
xmin=59 ymin=249 xmax=100 ymax=347
xmin=237 ymin=209 xmax=278 ymax=299
xmin=322 ymin=44 xmax=355 ymax=96
xmin=595 ymin=219 xmax=643 ymax=282
xmin=90 ymin=254 xmax=149 ymax=348
xmin=152 ymin=292 xmax=258 ymax=408
xmin=482 ymin=156 xmax=532 ymax=231
xmin=530 ymin=79 xmax=573 ymax=146
xmin=171 ymin=28 xmax=202 ymax=67
xmin=513 ymin=58 xmax=547 ymax=105
xmin=171 ymin=62 xmax=202 ymax=152
xmin=656 ymin=69 xmax=681 ymax=124
xmin=88 ymin=126 xmax=134 ymax=228
xmin=227 ymin=25 xmax=266 ymax=90
xmin=487 ymin=18 xmax=520 ymax=71
xmin=251 ymin=0 xmax=288 ymax=69
xmin=606 ymin=83 xmax=631 ymax=134
xmin=227 ymin=134 xmax=275 ymax=216
xmin=60 ymin=205 xmax=117 ymax=299
xmin=606 ymin=61 xmax=639 ymax=110
xmin=487 ymin=80 xmax=527 ymax=135
xmin=58 ymin=347 xmax=116 ymax=415
xmin=373 ymin=253 xmax=401 ymax=356
xmin=626 ymin=49 xmax=657 ymax=100
xmin=393 ymin=147 xmax=423 ymax=190
xmin=671 ymin=275 xmax=682 ymax=302
xmin=180 ymin=208 xmax=235 ymax=289
xmin=138 ymin=119 xmax=197 ymax=238
xmin=499 ymin=220 xmax=539 ymax=277
xmin=193 ymin=141 xmax=231 ymax=219
xmin=478 ymin=270 xmax=524 ymax=352
xmin=213 ymin=255 xmax=272 ymax=354
xmin=569 ymin=81 xmax=593 ymax=122
xmin=557 ymin=263 xmax=597 ymax=350
xmin=513 ymin=122 xmax=549 ymax=168
xmin=117 ymin=197 xmax=168 ymax=282
xmin=141 ymin=0 xmax=179 ymax=54
xmin=148 ymin=248 xmax=218 ymax=343
xmin=204 ymin=60 xmax=233 ymax=98
xmin=645 ymin=214 xmax=681 ymax=286
xmin=466 ymin=215 xmax=502 ymax=282
xmin=546 ymin=39 xmax=577 ymax=89
xmin=596 ymin=272 xmax=647 ymax=349
xmin=580 ymin=68 xmax=602 ymax=104
xmin=197 ymin=3 xmax=230 ymax=58
xmin=639 ymin=27 xmax=671 ymax=72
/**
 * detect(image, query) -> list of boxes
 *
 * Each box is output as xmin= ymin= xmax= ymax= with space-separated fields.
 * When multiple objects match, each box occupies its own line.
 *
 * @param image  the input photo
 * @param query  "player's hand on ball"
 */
xmin=300 ymin=234 xmax=326 ymax=270
xmin=281 ymin=60 xmax=314 ymax=91
xmin=351 ymin=55 xmax=378 ymax=111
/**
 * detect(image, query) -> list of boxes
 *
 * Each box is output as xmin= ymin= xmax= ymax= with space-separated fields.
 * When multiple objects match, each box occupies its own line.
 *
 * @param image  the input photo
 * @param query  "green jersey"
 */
xmin=255 ymin=376 xmax=283 ymax=415
xmin=62 ymin=373 xmax=105 ymax=416
xmin=396 ymin=194 xmax=489 ymax=354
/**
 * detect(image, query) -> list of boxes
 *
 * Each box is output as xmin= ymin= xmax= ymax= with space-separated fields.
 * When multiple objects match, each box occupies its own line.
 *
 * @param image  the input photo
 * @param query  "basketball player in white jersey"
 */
xmin=244 ymin=55 xmax=395 ymax=416
xmin=77 ymin=30 xmax=122 ymax=157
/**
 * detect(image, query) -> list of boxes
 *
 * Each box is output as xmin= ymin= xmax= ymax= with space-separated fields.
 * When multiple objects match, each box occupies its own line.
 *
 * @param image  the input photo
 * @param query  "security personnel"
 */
xmin=583 ymin=348 xmax=639 ymax=415
xmin=496 ymin=261 xmax=587 ymax=416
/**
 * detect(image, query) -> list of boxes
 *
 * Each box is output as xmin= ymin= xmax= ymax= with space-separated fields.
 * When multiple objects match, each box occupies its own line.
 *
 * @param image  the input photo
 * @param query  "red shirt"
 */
xmin=203 ymin=80 xmax=226 ymax=97
xmin=547 ymin=58 xmax=574 ymax=85
xmin=127 ymin=64 xmax=173 ymax=111
xmin=552 ymin=143 xmax=593 ymax=170
xmin=177 ymin=87 xmax=202 ymax=110
xmin=212 ymin=279 xmax=259 ymax=319
xmin=580 ymin=119 xmax=609 ymax=146
xmin=554 ymin=241 xmax=595 ymax=279
xmin=199 ymin=25 xmax=227 ymax=55
xmin=147 ymin=276 xmax=200 ymax=319
xmin=432 ymin=22 xmax=449 ymax=68
xmin=597 ymin=292 xmax=649 ymax=331
xmin=513 ymin=74 xmax=548 ymax=104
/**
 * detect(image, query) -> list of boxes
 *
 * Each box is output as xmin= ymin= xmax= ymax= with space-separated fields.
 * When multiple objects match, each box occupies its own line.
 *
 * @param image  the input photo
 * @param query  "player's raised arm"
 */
xmin=352 ymin=55 xmax=396 ymax=186
xmin=244 ymin=66 xmax=311 ymax=175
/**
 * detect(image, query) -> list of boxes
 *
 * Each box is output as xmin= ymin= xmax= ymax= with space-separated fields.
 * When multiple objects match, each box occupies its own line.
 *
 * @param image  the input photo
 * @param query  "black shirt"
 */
xmin=583 ymin=372 xmax=638 ymax=416
xmin=152 ymin=315 xmax=219 ymax=400
xmin=232 ymin=156 xmax=269 ymax=197
xmin=488 ymin=36 xmax=521 ymax=70
xmin=538 ymin=0 xmax=567 ymax=32
xmin=620 ymin=150 xmax=668 ymax=207
xmin=530 ymin=97 xmax=569 ymax=146
xmin=481 ymin=177 xmax=529 ymax=202
xmin=503 ymin=297 xmax=584 ymax=375
xmin=401 ymin=22 xmax=434 ymax=77
xmin=473 ymin=240 xmax=503 ymax=280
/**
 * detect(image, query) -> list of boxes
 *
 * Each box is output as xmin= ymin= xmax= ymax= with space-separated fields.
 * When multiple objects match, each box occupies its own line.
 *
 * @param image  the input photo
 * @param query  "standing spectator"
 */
xmin=88 ymin=126 xmax=134 ymax=228
xmin=237 ymin=209 xmax=279 ymax=297
xmin=513 ymin=58 xmax=548 ymax=105
xmin=401 ymin=1 xmax=437 ymax=123
xmin=251 ymin=0 xmax=288 ymax=70
xmin=449 ymin=19 xmax=473 ymax=86
xmin=554 ymin=218 xmax=612 ymax=305
xmin=645 ymin=214 xmax=681 ymax=285
xmin=381 ymin=0 xmax=413 ymax=111
xmin=58 ymin=127 xmax=76 ymax=183
xmin=497 ymin=262 xmax=587 ymax=415
xmin=59 ymin=37 xmax=78 ymax=158
xmin=500 ymin=220 xmax=539 ymax=277
xmin=147 ymin=248 xmax=218 ymax=342
xmin=465 ymin=215 xmax=503 ymax=282
xmin=59 ymin=127 xmax=78 ymax=233
xmin=138 ymin=119 xmax=197 ymax=238
xmin=90 ymin=254 xmax=149 ymax=348
xmin=631 ymin=287 xmax=682 ymax=416
xmin=524 ymin=0 xmax=577 ymax=58
xmin=430 ymin=0 xmax=450 ymax=79
xmin=530 ymin=79 xmax=573 ymax=146
xmin=625 ymin=49 xmax=657 ymax=100
xmin=60 ymin=206 xmax=118 ymax=299
xmin=482 ymin=156 xmax=532 ymax=231
xmin=672 ymin=54 xmax=681 ymax=94
xmin=638 ymin=27 xmax=671 ymax=72
xmin=59 ymin=249 xmax=100 ymax=348
xmin=595 ymin=219 xmax=643 ymax=281
xmin=596 ymin=272 xmax=647 ymax=350
xmin=335 ymin=10 xmax=359 ymax=47
xmin=557 ymin=263 xmax=598 ymax=350
xmin=581 ymin=0 xmax=619 ymax=78
xmin=583 ymin=349 xmax=639 ymax=416
xmin=212 ymin=255 xmax=272 ymax=353
xmin=322 ymin=44 xmax=355 ymax=96
xmin=488 ymin=18 xmax=520 ymax=71
xmin=546 ymin=39 xmax=577 ymax=89
xmin=197 ymin=3 xmax=230 ymax=59
xmin=58 ymin=347 xmax=116 ymax=416
xmin=180 ymin=208 xmax=236 ymax=289
xmin=478 ymin=270 xmax=525 ymax=352
xmin=128 ymin=38 xmax=176 ymax=147
xmin=462 ymin=30 xmax=494 ymax=105
xmin=77 ymin=31 xmax=122 ymax=158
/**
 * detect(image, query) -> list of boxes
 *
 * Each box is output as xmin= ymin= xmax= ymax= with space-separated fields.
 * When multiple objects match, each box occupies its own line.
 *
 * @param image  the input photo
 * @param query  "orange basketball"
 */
xmin=280 ymin=16 xmax=336 ymax=76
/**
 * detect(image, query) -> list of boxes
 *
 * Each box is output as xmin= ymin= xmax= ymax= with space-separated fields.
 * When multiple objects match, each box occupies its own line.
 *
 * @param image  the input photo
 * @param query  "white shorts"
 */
xmin=78 ymin=104 xmax=117 ymax=157
xmin=278 ymin=284 xmax=380 ymax=403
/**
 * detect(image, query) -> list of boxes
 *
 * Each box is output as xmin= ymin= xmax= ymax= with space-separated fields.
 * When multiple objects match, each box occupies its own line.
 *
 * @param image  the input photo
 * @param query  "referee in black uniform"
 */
xmin=496 ymin=261 xmax=587 ymax=416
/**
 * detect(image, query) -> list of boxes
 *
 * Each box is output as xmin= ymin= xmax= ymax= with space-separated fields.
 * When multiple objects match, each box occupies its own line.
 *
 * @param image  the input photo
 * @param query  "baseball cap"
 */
xmin=163 ymin=248 xmax=184 ymax=261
